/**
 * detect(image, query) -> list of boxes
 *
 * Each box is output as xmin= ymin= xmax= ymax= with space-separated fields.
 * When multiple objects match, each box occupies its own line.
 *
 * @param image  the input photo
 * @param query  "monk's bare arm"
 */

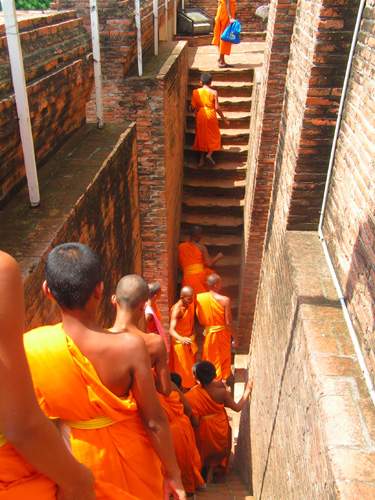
xmin=0 ymin=252 xmax=94 ymax=499
xmin=130 ymin=338 xmax=185 ymax=498
xmin=200 ymin=243 xmax=223 ymax=267
xmin=223 ymin=379 xmax=253 ymax=412
xmin=169 ymin=306 xmax=192 ymax=345
xmin=154 ymin=338 xmax=172 ymax=396
xmin=224 ymin=297 xmax=238 ymax=347
xmin=226 ymin=0 xmax=235 ymax=22
xmin=214 ymin=92 xmax=229 ymax=125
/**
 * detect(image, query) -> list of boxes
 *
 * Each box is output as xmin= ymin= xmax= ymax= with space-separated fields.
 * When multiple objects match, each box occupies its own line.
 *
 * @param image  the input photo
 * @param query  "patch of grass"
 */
xmin=15 ymin=0 xmax=51 ymax=9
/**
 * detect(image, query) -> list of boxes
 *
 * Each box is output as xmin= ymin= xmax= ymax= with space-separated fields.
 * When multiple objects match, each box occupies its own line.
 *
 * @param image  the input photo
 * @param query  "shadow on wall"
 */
xmin=344 ymin=215 xmax=375 ymax=381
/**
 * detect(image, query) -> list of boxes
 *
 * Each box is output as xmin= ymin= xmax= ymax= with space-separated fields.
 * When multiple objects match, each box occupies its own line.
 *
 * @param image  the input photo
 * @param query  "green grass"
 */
xmin=15 ymin=0 xmax=51 ymax=9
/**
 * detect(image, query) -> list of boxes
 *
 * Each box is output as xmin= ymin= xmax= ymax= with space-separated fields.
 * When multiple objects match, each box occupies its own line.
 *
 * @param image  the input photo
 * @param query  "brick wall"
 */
xmin=238 ymin=0 xmax=297 ymax=347
xmin=0 ymin=11 xmax=93 ymax=204
xmin=185 ymin=0 xmax=269 ymax=32
xmin=322 ymin=0 xmax=375 ymax=383
xmin=0 ymin=124 xmax=142 ymax=329
xmin=115 ymin=41 xmax=188 ymax=320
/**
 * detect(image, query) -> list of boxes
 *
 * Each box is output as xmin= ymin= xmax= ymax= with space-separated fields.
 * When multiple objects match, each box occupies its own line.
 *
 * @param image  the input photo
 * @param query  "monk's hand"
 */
xmin=179 ymin=335 xmax=192 ymax=345
xmin=232 ymin=338 xmax=239 ymax=350
xmin=57 ymin=464 xmax=95 ymax=500
xmin=166 ymin=476 xmax=186 ymax=500
xmin=229 ymin=17 xmax=235 ymax=23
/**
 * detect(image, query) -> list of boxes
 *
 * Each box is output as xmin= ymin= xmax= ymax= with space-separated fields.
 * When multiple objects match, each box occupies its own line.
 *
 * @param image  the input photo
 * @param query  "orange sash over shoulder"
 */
xmin=170 ymin=302 xmax=197 ymax=388
xmin=0 ymin=441 xmax=56 ymax=499
xmin=185 ymin=385 xmax=231 ymax=470
xmin=159 ymin=391 xmax=204 ymax=493
xmin=24 ymin=324 xmax=163 ymax=500
xmin=178 ymin=242 xmax=213 ymax=295
xmin=196 ymin=292 xmax=232 ymax=380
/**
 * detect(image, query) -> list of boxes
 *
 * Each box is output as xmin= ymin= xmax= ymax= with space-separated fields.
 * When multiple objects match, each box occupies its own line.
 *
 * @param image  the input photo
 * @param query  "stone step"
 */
xmin=182 ymin=193 xmax=245 ymax=208
xmin=180 ymin=231 xmax=242 ymax=247
xmin=184 ymin=158 xmax=247 ymax=172
xmin=186 ymin=110 xmax=251 ymax=129
xmin=189 ymin=66 xmax=254 ymax=83
xmin=188 ymin=80 xmax=253 ymax=98
xmin=183 ymin=175 xmax=246 ymax=190
xmin=185 ymin=144 xmax=248 ymax=161
xmin=185 ymin=128 xmax=250 ymax=146
xmin=186 ymin=96 xmax=252 ymax=113
xmin=181 ymin=212 xmax=243 ymax=228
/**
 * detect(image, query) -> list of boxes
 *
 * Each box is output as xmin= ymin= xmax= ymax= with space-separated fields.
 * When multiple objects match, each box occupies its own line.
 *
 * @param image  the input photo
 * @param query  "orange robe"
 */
xmin=23 ymin=324 xmax=163 ymax=500
xmin=170 ymin=302 xmax=197 ymax=388
xmin=159 ymin=391 xmax=204 ymax=493
xmin=196 ymin=292 xmax=232 ymax=380
xmin=212 ymin=0 xmax=237 ymax=56
xmin=192 ymin=88 xmax=221 ymax=153
xmin=178 ymin=241 xmax=214 ymax=295
xmin=0 ymin=441 xmax=56 ymax=499
xmin=185 ymin=385 xmax=231 ymax=470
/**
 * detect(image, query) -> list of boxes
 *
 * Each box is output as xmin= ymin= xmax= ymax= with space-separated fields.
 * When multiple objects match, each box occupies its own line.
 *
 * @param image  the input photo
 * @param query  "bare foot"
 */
xmin=206 ymin=154 xmax=216 ymax=166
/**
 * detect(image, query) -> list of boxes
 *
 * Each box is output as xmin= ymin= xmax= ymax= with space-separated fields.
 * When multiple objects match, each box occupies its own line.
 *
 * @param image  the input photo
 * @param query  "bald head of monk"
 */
xmin=206 ymin=273 xmax=222 ymax=292
xmin=114 ymin=274 xmax=149 ymax=322
xmin=189 ymin=225 xmax=203 ymax=243
xmin=44 ymin=242 xmax=103 ymax=312
xmin=180 ymin=286 xmax=194 ymax=307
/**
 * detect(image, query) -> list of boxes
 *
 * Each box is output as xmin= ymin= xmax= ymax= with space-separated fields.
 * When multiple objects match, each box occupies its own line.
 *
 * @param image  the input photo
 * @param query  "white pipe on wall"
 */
xmin=165 ymin=0 xmax=168 ymax=40
xmin=3 ymin=0 xmax=40 ymax=207
xmin=317 ymin=0 xmax=375 ymax=407
xmin=135 ymin=0 xmax=143 ymax=76
xmin=153 ymin=0 xmax=159 ymax=56
xmin=89 ymin=0 xmax=104 ymax=128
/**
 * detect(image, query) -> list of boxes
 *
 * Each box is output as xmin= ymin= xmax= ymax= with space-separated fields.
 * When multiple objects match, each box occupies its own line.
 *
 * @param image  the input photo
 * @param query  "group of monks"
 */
xmin=0 ymin=235 xmax=251 ymax=499
xmin=192 ymin=0 xmax=237 ymax=166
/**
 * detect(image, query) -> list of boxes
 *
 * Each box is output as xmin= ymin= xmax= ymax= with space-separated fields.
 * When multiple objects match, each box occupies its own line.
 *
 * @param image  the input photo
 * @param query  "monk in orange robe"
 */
xmin=23 ymin=243 xmax=185 ymax=500
xmin=178 ymin=225 xmax=224 ymax=295
xmin=191 ymin=72 xmax=229 ymax=166
xmin=0 ymin=251 xmax=94 ymax=500
xmin=186 ymin=361 xmax=252 ymax=482
xmin=159 ymin=387 xmax=205 ymax=495
xmin=212 ymin=0 xmax=237 ymax=67
xmin=111 ymin=274 xmax=171 ymax=396
xmin=196 ymin=273 xmax=239 ymax=382
xmin=170 ymin=286 xmax=198 ymax=389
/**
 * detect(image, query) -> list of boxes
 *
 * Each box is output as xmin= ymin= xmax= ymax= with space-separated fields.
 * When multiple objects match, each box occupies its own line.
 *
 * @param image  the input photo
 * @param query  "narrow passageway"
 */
xmin=180 ymin=43 xmax=263 ymax=498
xmin=181 ymin=43 xmax=263 ymax=317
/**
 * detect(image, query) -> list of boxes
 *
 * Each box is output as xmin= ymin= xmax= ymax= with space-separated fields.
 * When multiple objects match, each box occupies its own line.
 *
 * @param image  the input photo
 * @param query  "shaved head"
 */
xmin=206 ymin=273 xmax=221 ymax=288
xmin=189 ymin=225 xmax=203 ymax=237
xmin=180 ymin=286 xmax=193 ymax=298
xmin=115 ymin=274 xmax=149 ymax=309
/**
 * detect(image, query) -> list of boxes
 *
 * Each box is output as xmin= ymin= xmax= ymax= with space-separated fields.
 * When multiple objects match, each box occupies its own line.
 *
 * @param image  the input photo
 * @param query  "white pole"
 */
xmin=135 ymin=0 xmax=143 ymax=76
xmin=3 ymin=0 xmax=40 ymax=207
xmin=182 ymin=0 xmax=184 ymax=9
xmin=153 ymin=0 xmax=159 ymax=56
xmin=165 ymin=0 xmax=168 ymax=40
xmin=173 ymin=0 xmax=177 ymax=35
xmin=89 ymin=0 xmax=104 ymax=128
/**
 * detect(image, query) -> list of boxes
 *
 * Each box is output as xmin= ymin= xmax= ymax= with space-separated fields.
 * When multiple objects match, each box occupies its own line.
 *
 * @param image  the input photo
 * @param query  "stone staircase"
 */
xmin=181 ymin=65 xmax=254 ymax=316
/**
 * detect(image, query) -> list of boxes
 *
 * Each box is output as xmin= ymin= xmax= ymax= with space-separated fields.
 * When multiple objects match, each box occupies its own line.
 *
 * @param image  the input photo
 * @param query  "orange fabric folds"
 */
xmin=0 ymin=442 xmax=56 ymax=499
xmin=192 ymin=88 xmax=221 ymax=153
xmin=24 ymin=324 xmax=163 ymax=500
xmin=159 ymin=391 xmax=204 ymax=493
xmin=212 ymin=0 xmax=237 ymax=56
xmin=170 ymin=303 xmax=197 ymax=388
xmin=196 ymin=292 xmax=232 ymax=380
xmin=178 ymin=242 xmax=213 ymax=295
xmin=185 ymin=386 xmax=231 ymax=470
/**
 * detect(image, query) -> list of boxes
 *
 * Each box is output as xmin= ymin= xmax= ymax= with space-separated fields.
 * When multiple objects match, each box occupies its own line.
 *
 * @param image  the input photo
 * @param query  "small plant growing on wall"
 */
xmin=0 ymin=0 xmax=52 ymax=9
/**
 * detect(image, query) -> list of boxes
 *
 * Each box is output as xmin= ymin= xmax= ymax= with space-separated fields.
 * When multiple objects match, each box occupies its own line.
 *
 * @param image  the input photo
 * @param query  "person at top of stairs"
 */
xmin=178 ymin=225 xmax=224 ymax=295
xmin=24 ymin=243 xmax=184 ymax=500
xmin=196 ymin=273 xmax=239 ymax=384
xmin=169 ymin=286 xmax=198 ymax=390
xmin=212 ymin=0 xmax=237 ymax=68
xmin=186 ymin=361 xmax=253 ymax=483
xmin=145 ymin=281 xmax=170 ymax=353
xmin=191 ymin=72 xmax=229 ymax=167
xmin=110 ymin=274 xmax=172 ymax=397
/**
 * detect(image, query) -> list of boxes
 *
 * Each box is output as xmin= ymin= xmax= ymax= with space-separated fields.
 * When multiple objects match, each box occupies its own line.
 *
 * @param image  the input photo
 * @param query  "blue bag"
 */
xmin=221 ymin=20 xmax=241 ymax=44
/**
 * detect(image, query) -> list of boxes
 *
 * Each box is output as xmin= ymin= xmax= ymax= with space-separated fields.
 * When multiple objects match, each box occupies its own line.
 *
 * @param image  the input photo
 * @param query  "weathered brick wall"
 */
xmin=238 ymin=232 xmax=375 ymax=497
xmin=0 ymin=11 xmax=93 ymax=204
xmin=114 ymin=42 xmax=188 ymax=320
xmin=322 ymin=0 xmax=375 ymax=383
xmin=238 ymin=0 xmax=359 ymax=345
xmin=185 ymin=0 xmax=269 ymax=32
xmin=238 ymin=0 xmax=297 ymax=347
xmin=0 ymin=124 xmax=142 ymax=329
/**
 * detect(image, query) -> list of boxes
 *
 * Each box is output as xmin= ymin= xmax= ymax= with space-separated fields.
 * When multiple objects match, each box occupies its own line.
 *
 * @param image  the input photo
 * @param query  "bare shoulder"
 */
xmin=108 ymin=330 xmax=147 ymax=357
xmin=171 ymin=302 xmax=182 ymax=317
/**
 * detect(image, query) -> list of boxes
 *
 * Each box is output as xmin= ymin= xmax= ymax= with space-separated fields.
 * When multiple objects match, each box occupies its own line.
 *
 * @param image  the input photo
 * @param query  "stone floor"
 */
xmin=188 ymin=42 xmax=265 ymax=70
xmin=196 ymin=469 xmax=253 ymax=499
